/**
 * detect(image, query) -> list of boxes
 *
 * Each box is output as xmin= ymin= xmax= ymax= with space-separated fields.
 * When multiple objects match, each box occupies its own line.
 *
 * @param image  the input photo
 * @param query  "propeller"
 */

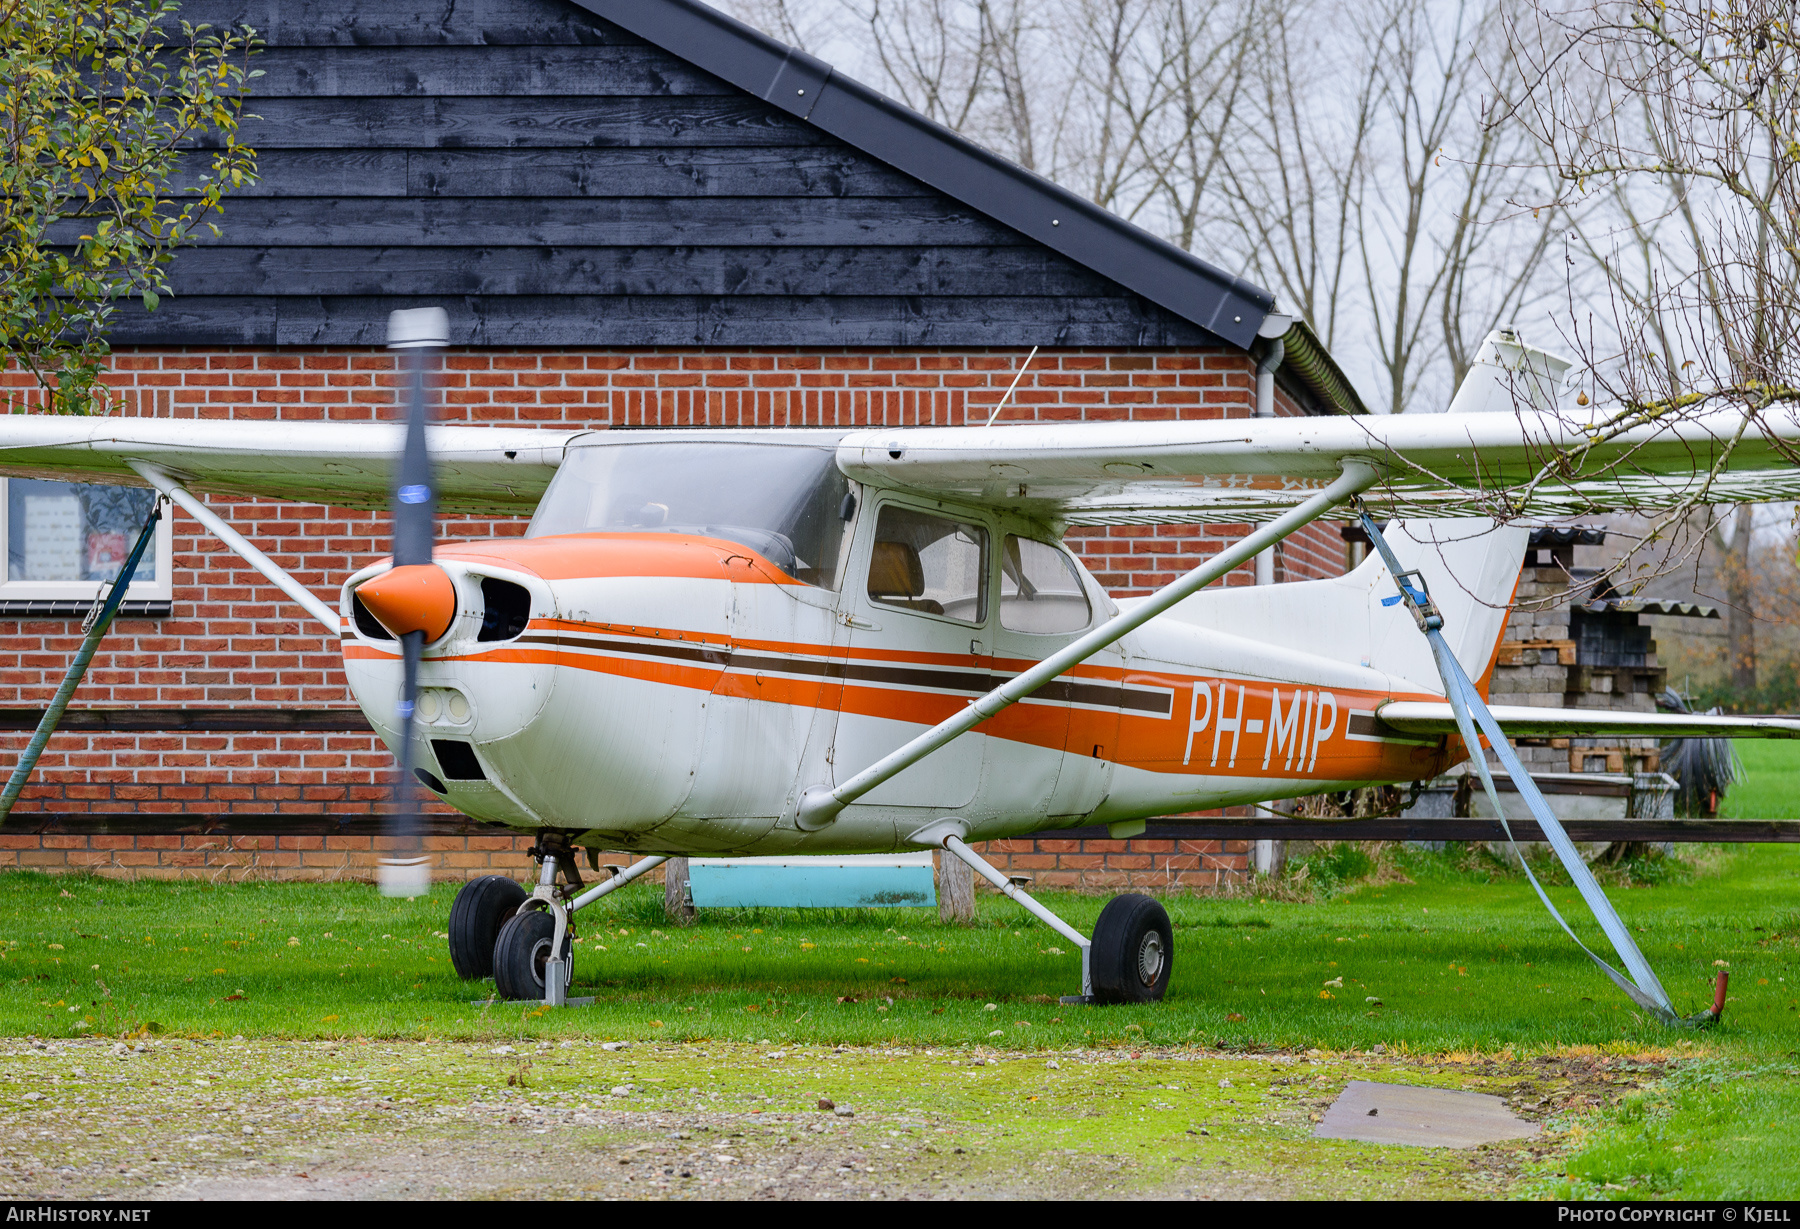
xmin=369 ymin=307 xmax=449 ymax=898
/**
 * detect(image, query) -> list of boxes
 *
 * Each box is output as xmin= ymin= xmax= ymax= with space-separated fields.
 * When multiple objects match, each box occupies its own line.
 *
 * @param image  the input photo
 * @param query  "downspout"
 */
xmin=1253 ymin=325 xmax=1288 ymax=879
xmin=1253 ymin=336 xmax=1285 ymax=587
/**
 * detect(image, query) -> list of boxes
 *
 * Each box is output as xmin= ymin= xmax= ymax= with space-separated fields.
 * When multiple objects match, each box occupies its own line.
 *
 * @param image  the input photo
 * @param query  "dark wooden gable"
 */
xmin=119 ymin=0 xmax=1223 ymax=349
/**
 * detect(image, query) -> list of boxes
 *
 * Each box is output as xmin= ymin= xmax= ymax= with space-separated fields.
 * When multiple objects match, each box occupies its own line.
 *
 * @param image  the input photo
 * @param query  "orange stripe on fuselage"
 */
xmin=431 ymin=533 xmax=803 ymax=585
xmin=346 ymin=617 xmax=1457 ymax=786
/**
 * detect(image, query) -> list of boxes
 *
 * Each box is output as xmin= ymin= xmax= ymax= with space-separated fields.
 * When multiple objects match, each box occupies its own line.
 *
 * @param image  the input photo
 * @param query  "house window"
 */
xmin=0 ymin=478 xmax=172 ymax=609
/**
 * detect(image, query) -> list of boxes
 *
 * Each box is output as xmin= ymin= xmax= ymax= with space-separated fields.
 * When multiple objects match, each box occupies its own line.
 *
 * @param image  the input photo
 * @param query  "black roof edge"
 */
xmin=570 ymin=0 xmax=1273 ymax=350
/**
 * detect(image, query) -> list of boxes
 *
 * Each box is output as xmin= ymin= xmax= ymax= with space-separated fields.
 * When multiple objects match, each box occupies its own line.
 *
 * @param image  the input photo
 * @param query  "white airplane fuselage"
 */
xmin=338 ymin=443 xmax=1515 ymax=855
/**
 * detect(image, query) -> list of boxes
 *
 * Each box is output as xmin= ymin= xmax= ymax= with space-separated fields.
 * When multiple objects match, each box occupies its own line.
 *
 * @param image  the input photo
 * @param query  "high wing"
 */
xmin=5 ymin=406 xmax=1800 ymax=523
xmin=1375 ymin=703 xmax=1800 ymax=740
xmin=835 ymin=410 xmax=1800 ymax=524
xmin=0 ymin=416 xmax=587 ymax=515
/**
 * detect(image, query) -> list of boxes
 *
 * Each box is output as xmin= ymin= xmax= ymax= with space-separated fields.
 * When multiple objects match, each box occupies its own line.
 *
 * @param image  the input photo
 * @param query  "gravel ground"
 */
xmin=0 ymin=1037 xmax=1632 ymax=1200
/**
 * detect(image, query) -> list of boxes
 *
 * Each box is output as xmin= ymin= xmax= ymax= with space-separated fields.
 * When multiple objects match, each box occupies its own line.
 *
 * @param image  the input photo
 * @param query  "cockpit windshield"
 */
xmin=526 ymin=442 xmax=852 ymax=588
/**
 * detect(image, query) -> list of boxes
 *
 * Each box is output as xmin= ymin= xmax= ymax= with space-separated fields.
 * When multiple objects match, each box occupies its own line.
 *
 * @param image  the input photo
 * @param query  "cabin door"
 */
xmin=832 ymin=500 xmax=993 ymax=809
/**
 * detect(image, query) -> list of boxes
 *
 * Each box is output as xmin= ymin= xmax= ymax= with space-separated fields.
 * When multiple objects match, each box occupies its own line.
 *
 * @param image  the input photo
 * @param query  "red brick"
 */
xmin=0 ymin=343 xmax=1283 ymax=882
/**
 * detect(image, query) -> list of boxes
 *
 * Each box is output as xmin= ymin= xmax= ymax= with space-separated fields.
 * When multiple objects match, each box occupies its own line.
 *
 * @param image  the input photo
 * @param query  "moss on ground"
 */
xmin=0 ymin=1036 xmax=1636 ymax=1199
xmin=3 ymin=842 xmax=1797 ymax=1197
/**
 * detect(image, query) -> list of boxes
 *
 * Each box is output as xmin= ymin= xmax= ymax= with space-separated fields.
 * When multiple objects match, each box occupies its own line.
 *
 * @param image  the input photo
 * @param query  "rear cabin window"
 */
xmin=999 ymin=535 xmax=1091 ymax=634
xmin=867 ymin=505 xmax=987 ymax=624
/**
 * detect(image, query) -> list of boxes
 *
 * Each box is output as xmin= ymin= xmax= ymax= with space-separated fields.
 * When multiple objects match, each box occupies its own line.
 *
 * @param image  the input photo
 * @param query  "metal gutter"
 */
xmin=571 ymin=0 xmax=1273 ymax=349
xmin=1276 ymin=319 xmax=1370 ymax=416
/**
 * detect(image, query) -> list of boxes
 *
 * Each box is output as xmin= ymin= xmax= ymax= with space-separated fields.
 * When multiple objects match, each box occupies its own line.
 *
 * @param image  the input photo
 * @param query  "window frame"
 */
xmin=998 ymin=532 xmax=1096 ymax=636
xmin=0 ymin=476 xmax=174 ymax=605
xmin=862 ymin=497 xmax=993 ymax=628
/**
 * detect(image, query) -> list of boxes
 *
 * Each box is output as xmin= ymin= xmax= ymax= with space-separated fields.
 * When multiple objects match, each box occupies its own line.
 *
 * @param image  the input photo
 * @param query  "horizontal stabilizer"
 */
xmin=1376 ymin=702 xmax=1800 ymax=740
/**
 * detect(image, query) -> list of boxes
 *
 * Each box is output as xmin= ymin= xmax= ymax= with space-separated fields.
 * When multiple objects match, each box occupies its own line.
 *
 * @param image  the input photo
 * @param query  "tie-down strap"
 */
xmin=1357 ymin=506 xmax=1714 ymax=1027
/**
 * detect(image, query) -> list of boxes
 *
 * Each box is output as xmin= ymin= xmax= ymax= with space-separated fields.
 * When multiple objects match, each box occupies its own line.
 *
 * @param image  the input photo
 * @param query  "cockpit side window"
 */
xmin=867 ymin=505 xmax=988 ymax=624
xmin=999 ymin=535 xmax=1092 ymax=634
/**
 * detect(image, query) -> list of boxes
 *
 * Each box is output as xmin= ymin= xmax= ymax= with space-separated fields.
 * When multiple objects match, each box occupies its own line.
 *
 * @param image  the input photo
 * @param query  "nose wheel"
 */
xmin=493 ymin=907 xmax=573 ymax=1002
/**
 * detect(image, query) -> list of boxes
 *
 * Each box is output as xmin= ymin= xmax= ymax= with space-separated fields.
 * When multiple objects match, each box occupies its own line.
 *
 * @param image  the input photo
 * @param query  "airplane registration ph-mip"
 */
xmin=9 ymin=344 xmax=1800 ymax=1009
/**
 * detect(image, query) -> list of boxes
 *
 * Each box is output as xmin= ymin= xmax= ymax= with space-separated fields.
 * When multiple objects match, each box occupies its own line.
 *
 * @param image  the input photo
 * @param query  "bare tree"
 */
xmin=1488 ymin=0 xmax=1800 ymax=679
xmin=1214 ymin=1 xmax=1371 ymax=354
xmin=1350 ymin=0 xmax=1567 ymax=415
xmin=718 ymin=0 xmax=1576 ymax=423
xmin=1215 ymin=0 xmax=1560 ymax=407
xmin=1086 ymin=0 xmax=1257 ymax=243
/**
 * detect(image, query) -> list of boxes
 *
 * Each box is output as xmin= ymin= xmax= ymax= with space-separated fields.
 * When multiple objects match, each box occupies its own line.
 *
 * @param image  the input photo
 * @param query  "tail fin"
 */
xmin=1157 ymin=517 xmax=1528 ymax=696
xmin=1362 ymin=519 xmax=1529 ymax=692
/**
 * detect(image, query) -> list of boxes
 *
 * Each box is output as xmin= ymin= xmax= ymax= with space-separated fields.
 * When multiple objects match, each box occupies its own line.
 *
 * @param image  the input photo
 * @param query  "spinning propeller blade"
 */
xmin=376 ymin=307 xmax=450 ymax=898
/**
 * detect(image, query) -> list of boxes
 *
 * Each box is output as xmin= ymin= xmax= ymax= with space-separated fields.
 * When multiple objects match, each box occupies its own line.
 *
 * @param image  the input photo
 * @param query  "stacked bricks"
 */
xmin=0 ymin=344 xmax=1333 ymax=885
xmin=1492 ymin=565 xmax=1581 ymax=775
xmin=1487 ymin=565 xmax=1664 ymax=775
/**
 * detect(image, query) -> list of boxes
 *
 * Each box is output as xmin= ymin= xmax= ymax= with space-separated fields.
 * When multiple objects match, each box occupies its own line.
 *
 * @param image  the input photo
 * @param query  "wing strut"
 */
xmin=793 ymin=460 xmax=1381 ymax=830
xmin=128 ymin=461 xmax=340 ymax=635
xmin=1355 ymin=504 xmax=1718 ymax=1027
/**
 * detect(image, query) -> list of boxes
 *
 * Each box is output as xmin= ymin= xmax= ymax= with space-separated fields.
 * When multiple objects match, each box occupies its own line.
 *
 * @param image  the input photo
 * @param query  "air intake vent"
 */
xmin=478 ymin=577 xmax=531 ymax=642
xmin=352 ymin=590 xmax=395 ymax=640
xmin=431 ymin=740 xmax=487 ymax=781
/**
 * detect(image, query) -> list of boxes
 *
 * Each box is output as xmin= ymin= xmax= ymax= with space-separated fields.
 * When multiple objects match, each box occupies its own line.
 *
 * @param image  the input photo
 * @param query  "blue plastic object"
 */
xmin=687 ymin=858 xmax=936 ymax=909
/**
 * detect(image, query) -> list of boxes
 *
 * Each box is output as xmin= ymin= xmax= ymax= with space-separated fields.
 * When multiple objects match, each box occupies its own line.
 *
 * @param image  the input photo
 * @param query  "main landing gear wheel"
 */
xmin=493 ymin=907 xmax=572 ymax=1002
xmin=1090 ymin=894 xmax=1173 ymax=1004
xmin=448 ymin=875 xmax=528 ymax=980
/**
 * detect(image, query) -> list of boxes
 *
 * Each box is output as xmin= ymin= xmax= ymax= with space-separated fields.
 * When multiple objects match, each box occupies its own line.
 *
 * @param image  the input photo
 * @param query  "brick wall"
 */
xmin=0 ymin=830 xmax=1248 ymax=891
xmin=0 ymin=829 xmax=539 ymax=881
xmin=0 ymin=344 xmax=1327 ymax=886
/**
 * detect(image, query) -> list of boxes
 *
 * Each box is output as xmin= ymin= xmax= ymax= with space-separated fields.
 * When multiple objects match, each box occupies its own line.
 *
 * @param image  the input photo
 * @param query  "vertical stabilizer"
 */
xmin=1442 ymin=329 xmax=1573 ymax=417
xmin=1154 ymin=517 xmax=1527 ymax=699
xmin=1360 ymin=518 xmax=1529 ymax=693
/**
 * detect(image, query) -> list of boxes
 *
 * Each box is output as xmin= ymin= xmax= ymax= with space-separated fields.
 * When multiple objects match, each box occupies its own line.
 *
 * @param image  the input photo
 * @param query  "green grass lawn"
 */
xmin=4 ymin=846 xmax=1795 ymax=1054
xmin=2 ymin=841 xmax=1797 ymax=1197
xmin=1720 ymin=740 xmax=1800 ymax=819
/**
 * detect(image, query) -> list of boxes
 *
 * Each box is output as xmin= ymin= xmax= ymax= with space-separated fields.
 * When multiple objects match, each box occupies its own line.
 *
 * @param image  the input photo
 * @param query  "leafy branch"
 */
xmin=0 ymin=0 xmax=261 ymax=413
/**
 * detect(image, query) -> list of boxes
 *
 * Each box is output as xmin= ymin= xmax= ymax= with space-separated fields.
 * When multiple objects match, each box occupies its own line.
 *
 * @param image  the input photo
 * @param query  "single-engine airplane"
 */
xmin=6 ymin=317 xmax=1800 ymax=1015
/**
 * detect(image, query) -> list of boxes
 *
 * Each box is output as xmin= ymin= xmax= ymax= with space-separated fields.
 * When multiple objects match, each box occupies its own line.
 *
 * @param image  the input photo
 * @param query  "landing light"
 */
xmin=414 ymin=688 xmax=471 ymax=726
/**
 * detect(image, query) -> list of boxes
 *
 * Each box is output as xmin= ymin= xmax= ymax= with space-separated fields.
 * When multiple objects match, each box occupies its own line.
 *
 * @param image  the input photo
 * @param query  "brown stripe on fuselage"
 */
xmin=345 ymin=616 xmax=1455 ymax=784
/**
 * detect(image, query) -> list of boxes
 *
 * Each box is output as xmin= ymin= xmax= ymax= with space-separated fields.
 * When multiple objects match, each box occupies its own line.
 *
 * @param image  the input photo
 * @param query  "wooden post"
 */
xmin=663 ymin=856 xmax=695 ymax=925
xmin=937 ymin=849 xmax=974 ymax=923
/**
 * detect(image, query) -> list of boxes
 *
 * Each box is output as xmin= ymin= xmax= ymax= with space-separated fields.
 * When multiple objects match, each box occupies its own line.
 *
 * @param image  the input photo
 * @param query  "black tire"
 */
xmin=447 ymin=875 xmax=527 ymax=980
xmin=1089 ymin=894 xmax=1173 ymax=1004
xmin=492 ymin=907 xmax=572 ymax=1002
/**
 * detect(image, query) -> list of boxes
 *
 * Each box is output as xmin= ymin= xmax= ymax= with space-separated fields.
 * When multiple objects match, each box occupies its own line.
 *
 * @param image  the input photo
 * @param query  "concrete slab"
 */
xmin=1313 ymin=1080 xmax=1540 ymax=1149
